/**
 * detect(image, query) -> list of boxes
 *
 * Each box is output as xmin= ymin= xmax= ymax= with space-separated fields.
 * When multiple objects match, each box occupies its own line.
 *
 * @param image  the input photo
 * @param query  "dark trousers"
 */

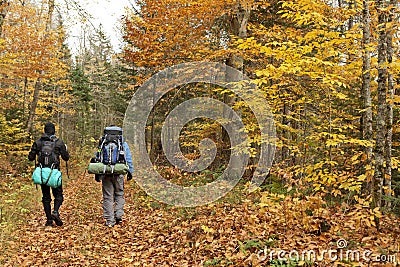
xmin=40 ymin=184 xmax=64 ymax=220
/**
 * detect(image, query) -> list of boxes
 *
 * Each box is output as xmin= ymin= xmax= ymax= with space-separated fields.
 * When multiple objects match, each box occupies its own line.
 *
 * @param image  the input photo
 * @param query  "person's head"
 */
xmin=44 ymin=122 xmax=55 ymax=135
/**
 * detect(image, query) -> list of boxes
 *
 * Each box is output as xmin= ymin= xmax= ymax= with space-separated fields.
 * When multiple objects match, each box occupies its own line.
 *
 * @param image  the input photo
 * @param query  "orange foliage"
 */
xmin=123 ymin=0 xmax=257 ymax=82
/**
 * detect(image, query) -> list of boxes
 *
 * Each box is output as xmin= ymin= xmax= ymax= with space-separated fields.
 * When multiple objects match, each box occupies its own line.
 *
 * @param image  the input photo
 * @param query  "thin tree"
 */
xmin=384 ymin=0 xmax=396 ymax=208
xmin=361 ymin=0 xmax=373 ymax=191
xmin=373 ymin=0 xmax=388 ymax=208
xmin=27 ymin=0 xmax=54 ymax=134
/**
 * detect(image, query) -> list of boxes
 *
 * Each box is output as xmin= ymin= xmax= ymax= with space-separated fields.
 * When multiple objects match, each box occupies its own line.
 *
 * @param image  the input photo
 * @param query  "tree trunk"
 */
xmin=22 ymin=77 xmax=28 ymax=121
xmin=26 ymin=0 xmax=56 ymax=135
xmin=373 ymin=0 xmax=387 ymax=208
xmin=223 ymin=2 xmax=250 ymax=135
xmin=384 ymin=0 xmax=395 ymax=208
xmin=361 ymin=0 xmax=373 ymax=191
xmin=46 ymin=0 xmax=55 ymax=30
xmin=223 ymin=2 xmax=250 ymax=172
xmin=26 ymin=78 xmax=42 ymax=134
xmin=0 ymin=0 xmax=8 ymax=36
xmin=282 ymin=102 xmax=291 ymax=166
xmin=347 ymin=0 xmax=355 ymax=30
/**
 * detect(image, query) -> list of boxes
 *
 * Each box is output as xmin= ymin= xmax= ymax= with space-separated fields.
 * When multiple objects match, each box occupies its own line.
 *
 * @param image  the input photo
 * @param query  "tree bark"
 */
xmin=373 ymin=0 xmax=387 ymax=208
xmin=384 ymin=0 xmax=395 ymax=208
xmin=223 ymin=2 xmax=250 ymax=172
xmin=46 ymin=0 xmax=55 ymax=30
xmin=361 ymin=0 xmax=373 ymax=190
xmin=282 ymin=102 xmax=291 ymax=166
xmin=26 ymin=78 xmax=42 ymax=134
xmin=216 ymin=2 xmax=252 ymax=177
xmin=0 ymin=0 xmax=9 ymax=37
xmin=223 ymin=1 xmax=250 ymax=133
xmin=26 ymin=1 xmax=55 ymax=135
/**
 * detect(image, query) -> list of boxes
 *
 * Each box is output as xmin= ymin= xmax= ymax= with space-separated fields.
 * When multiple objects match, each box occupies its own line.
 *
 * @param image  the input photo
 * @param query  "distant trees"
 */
xmin=0 ymin=0 xmax=71 ymax=155
xmin=69 ymin=25 xmax=134 ymax=146
xmin=122 ymin=0 xmax=400 ymax=209
xmin=0 ymin=0 xmax=398 ymax=211
xmin=0 ymin=0 xmax=133 ymax=156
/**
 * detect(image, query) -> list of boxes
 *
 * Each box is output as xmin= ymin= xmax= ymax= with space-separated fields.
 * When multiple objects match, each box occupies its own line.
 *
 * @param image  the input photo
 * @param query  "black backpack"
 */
xmin=95 ymin=126 xmax=126 ymax=165
xmin=38 ymin=136 xmax=59 ymax=168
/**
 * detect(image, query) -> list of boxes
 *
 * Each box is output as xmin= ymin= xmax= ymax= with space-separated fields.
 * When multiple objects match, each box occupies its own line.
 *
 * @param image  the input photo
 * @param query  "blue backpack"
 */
xmin=95 ymin=126 xmax=126 ymax=166
xmin=88 ymin=126 xmax=128 ymax=175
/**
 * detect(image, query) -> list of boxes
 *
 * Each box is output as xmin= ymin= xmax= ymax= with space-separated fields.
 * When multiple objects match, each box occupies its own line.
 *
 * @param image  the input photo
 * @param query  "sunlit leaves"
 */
xmin=0 ymin=0 xmax=72 ymax=137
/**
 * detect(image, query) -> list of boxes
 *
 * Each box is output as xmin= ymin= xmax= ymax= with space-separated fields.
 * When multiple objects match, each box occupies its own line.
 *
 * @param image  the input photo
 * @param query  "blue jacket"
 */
xmin=123 ymin=142 xmax=134 ymax=174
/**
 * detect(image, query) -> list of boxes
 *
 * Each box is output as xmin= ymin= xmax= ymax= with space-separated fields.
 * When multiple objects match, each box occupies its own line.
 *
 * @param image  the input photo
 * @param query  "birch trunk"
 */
xmin=384 ymin=0 xmax=395 ymax=208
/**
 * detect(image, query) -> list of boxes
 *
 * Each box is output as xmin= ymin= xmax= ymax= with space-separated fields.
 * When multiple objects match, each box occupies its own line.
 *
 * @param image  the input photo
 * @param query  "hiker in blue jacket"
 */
xmin=28 ymin=122 xmax=69 ymax=227
xmin=95 ymin=126 xmax=134 ymax=227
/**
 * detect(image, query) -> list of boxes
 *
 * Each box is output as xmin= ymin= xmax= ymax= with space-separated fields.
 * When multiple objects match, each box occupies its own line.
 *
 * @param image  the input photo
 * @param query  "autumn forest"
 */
xmin=1 ymin=0 xmax=400 ymax=266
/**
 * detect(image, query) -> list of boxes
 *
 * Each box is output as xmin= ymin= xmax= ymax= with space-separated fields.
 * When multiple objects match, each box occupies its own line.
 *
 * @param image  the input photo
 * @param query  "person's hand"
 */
xmin=95 ymin=174 xmax=101 ymax=182
xmin=127 ymin=172 xmax=133 ymax=181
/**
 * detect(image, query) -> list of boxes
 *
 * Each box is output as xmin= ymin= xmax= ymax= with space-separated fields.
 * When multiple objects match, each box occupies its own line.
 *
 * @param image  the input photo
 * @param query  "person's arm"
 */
xmin=28 ymin=141 xmax=39 ymax=161
xmin=123 ymin=142 xmax=134 ymax=174
xmin=58 ymin=139 xmax=70 ymax=162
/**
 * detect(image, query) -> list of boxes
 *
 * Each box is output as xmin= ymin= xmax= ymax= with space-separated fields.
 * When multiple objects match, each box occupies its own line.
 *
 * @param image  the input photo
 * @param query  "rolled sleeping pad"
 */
xmin=88 ymin=162 xmax=129 ymax=175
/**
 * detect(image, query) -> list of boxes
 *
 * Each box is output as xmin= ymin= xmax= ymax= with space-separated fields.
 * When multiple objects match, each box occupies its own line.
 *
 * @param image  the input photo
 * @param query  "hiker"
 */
xmin=93 ymin=126 xmax=134 ymax=227
xmin=28 ymin=122 xmax=69 ymax=226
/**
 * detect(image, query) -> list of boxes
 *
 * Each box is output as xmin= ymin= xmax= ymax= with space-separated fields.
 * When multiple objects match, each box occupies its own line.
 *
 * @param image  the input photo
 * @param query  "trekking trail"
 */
xmin=5 ymin=169 xmax=263 ymax=266
xmin=8 ymin=167 xmax=397 ymax=266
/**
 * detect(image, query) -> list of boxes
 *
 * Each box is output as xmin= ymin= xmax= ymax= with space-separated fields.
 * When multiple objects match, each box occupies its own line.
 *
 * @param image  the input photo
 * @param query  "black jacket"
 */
xmin=28 ymin=134 xmax=69 ymax=170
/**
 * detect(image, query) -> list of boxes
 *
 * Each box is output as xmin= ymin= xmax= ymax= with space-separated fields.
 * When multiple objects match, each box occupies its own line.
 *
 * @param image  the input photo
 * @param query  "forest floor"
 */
xmin=1 ymin=165 xmax=400 ymax=267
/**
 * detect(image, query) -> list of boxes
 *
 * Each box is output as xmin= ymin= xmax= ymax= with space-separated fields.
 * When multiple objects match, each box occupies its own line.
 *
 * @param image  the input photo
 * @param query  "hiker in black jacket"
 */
xmin=28 ymin=122 xmax=70 ymax=226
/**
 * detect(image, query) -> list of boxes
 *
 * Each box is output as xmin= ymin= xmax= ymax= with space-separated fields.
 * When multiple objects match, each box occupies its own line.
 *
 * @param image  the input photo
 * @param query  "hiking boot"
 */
xmin=115 ymin=218 xmax=122 ymax=225
xmin=45 ymin=220 xmax=53 ymax=227
xmin=51 ymin=211 xmax=63 ymax=226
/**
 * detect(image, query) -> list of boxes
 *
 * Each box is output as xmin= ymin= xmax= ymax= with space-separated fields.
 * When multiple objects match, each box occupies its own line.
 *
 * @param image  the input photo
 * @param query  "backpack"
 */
xmin=38 ymin=136 xmax=59 ymax=168
xmin=95 ymin=126 xmax=126 ymax=167
xmin=88 ymin=125 xmax=129 ymax=174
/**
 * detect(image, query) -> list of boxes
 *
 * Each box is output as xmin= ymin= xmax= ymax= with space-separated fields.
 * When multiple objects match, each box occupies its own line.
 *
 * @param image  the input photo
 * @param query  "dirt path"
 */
xmin=3 ymin=172 xmax=258 ymax=266
xmin=5 ymin=172 xmax=163 ymax=266
xmin=5 ymin=171 xmax=399 ymax=266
